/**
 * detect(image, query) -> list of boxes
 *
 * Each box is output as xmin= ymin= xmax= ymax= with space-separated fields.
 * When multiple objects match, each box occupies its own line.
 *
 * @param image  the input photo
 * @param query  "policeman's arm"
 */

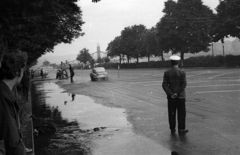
xmin=177 ymin=71 xmax=187 ymax=95
xmin=162 ymin=72 xmax=173 ymax=96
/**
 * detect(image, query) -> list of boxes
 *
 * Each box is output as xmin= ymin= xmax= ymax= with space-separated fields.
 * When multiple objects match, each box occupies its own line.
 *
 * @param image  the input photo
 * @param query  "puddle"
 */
xmin=32 ymin=81 xmax=170 ymax=155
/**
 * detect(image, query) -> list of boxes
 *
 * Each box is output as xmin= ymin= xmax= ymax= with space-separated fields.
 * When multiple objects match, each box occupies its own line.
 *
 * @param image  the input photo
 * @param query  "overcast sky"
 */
xmin=43 ymin=0 xmax=220 ymax=59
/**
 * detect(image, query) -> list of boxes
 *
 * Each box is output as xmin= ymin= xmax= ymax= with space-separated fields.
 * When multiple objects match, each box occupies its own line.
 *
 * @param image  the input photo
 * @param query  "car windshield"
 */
xmin=95 ymin=68 xmax=105 ymax=72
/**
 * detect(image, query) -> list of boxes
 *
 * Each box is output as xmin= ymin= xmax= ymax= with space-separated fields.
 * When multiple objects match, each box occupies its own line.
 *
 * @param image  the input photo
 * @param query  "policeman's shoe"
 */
xmin=171 ymin=151 xmax=181 ymax=155
xmin=178 ymin=129 xmax=188 ymax=135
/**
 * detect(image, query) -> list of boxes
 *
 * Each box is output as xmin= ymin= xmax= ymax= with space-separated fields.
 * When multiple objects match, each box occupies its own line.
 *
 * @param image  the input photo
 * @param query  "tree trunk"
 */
xmin=119 ymin=55 xmax=121 ymax=64
xmin=127 ymin=56 xmax=130 ymax=64
xmin=222 ymin=43 xmax=225 ymax=56
xmin=137 ymin=56 xmax=139 ymax=63
xmin=161 ymin=51 xmax=164 ymax=61
xmin=148 ymin=55 xmax=150 ymax=62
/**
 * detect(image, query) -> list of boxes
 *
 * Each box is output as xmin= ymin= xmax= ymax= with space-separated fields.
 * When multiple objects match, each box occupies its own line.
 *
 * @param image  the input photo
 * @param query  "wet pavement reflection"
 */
xmin=31 ymin=81 xmax=170 ymax=155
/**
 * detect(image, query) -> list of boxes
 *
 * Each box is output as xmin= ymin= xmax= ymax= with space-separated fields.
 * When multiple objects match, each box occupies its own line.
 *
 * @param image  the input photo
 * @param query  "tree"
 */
xmin=121 ymin=25 xmax=146 ymax=63
xmin=215 ymin=0 xmax=240 ymax=39
xmin=210 ymin=0 xmax=240 ymax=56
xmin=103 ymin=56 xmax=110 ymax=63
xmin=156 ymin=0 xmax=214 ymax=65
xmin=140 ymin=27 xmax=163 ymax=62
xmin=43 ymin=60 xmax=50 ymax=66
xmin=96 ymin=57 xmax=103 ymax=63
xmin=76 ymin=48 xmax=93 ymax=64
xmin=89 ymin=58 xmax=95 ymax=68
xmin=0 ymin=0 xmax=84 ymax=65
xmin=106 ymin=36 xmax=124 ymax=64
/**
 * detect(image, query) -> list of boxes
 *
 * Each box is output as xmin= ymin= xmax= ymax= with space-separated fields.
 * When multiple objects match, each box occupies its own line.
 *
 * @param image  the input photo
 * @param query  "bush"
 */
xmin=225 ymin=55 xmax=240 ymax=67
xmin=92 ymin=55 xmax=240 ymax=69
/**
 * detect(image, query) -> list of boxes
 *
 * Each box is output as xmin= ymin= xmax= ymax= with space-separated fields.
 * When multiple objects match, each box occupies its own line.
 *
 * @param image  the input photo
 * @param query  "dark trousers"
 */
xmin=70 ymin=74 xmax=74 ymax=82
xmin=168 ymin=98 xmax=186 ymax=131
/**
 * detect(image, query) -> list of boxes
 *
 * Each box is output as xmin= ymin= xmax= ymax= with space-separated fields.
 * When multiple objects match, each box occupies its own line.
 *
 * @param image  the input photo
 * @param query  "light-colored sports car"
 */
xmin=90 ymin=67 xmax=108 ymax=81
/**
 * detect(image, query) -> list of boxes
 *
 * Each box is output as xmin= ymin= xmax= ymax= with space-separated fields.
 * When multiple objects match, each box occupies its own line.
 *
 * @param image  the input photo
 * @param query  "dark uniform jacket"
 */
xmin=0 ymin=81 xmax=23 ymax=154
xmin=162 ymin=67 xmax=187 ymax=99
xmin=69 ymin=66 xmax=74 ymax=76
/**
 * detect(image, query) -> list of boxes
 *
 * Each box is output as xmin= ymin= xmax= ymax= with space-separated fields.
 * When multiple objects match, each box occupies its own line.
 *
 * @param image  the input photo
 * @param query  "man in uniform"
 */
xmin=69 ymin=64 xmax=74 ymax=83
xmin=0 ymin=51 xmax=28 ymax=155
xmin=162 ymin=55 xmax=188 ymax=135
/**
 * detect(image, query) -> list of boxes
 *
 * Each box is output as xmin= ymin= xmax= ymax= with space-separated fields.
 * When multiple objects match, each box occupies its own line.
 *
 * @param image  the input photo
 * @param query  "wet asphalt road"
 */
xmin=34 ymin=68 xmax=240 ymax=155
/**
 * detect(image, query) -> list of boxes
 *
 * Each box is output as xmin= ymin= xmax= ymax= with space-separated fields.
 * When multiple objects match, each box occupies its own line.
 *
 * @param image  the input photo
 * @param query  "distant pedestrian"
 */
xmin=162 ymin=55 xmax=188 ymax=135
xmin=69 ymin=64 xmax=74 ymax=83
xmin=40 ymin=68 xmax=43 ymax=78
xmin=71 ymin=94 xmax=76 ymax=101
xmin=0 ymin=51 xmax=28 ymax=155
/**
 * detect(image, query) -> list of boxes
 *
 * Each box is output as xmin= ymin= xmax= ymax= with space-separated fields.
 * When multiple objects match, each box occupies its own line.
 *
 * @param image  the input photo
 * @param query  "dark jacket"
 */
xmin=0 ymin=81 xmax=23 ymax=154
xmin=69 ymin=66 xmax=74 ymax=76
xmin=162 ymin=67 xmax=187 ymax=99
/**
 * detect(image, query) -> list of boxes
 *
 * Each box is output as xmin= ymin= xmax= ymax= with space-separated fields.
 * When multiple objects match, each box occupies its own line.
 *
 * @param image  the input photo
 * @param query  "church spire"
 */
xmin=97 ymin=43 xmax=101 ymax=59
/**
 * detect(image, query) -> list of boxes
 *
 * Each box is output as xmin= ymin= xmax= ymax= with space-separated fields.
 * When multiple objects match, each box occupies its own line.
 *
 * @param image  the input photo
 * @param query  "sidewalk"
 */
xmin=20 ymin=86 xmax=34 ymax=155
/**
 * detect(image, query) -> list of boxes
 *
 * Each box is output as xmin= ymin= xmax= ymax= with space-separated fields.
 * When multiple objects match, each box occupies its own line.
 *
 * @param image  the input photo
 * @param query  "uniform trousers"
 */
xmin=168 ymin=98 xmax=186 ymax=131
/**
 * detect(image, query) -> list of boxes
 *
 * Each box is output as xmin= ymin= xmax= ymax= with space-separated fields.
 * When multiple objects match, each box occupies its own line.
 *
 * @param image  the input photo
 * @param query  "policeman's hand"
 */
xmin=171 ymin=93 xmax=177 ymax=99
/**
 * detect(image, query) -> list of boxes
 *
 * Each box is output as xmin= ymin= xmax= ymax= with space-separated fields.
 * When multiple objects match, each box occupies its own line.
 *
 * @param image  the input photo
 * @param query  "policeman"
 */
xmin=162 ymin=55 xmax=188 ymax=135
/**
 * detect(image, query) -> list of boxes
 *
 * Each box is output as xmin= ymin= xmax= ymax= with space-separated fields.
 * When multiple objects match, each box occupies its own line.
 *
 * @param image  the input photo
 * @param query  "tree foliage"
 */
xmin=103 ymin=56 xmax=110 ymax=63
xmin=76 ymin=48 xmax=93 ymax=64
xmin=140 ymin=27 xmax=163 ymax=61
xmin=120 ymin=24 xmax=146 ymax=63
xmin=0 ymin=0 xmax=84 ymax=65
xmin=211 ymin=0 xmax=240 ymax=41
xmin=43 ymin=60 xmax=50 ymax=66
xmin=106 ymin=36 xmax=124 ymax=64
xmin=156 ymin=0 xmax=214 ymax=61
xmin=105 ymin=0 xmax=239 ymax=64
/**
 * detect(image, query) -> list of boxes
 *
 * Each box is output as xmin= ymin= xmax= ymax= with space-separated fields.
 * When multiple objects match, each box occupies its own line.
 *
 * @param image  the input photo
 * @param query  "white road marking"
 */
xmin=188 ymin=84 xmax=240 ymax=88
xmin=187 ymin=72 xmax=209 ymax=78
xmin=143 ymin=80 xmax=210 ymax=86
xmin=152 ymin=74 xmax=163 ymax=76
xmin=218 ymin=79 xmax=240 ymax=82
xmin=188 ymin=81 xmax=210 ymax=83
xmin=194 ymin=90 xmax=240 ymax=94
xmin=208 ymin=72 xmax=238 ymax=79
xmin=143 ymin=83 xmax=162 ymax=86
xmin=130 ymin=81 xmax=161 ymax=84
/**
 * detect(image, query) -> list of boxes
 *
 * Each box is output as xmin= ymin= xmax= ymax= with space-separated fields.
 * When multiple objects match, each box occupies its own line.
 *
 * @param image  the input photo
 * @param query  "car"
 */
xmin=90 ymin=67 xmax=108 ymax=81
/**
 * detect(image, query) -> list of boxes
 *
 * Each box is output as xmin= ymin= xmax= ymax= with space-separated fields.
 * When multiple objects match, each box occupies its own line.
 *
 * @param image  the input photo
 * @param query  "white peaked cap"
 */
xmin=170 ymin=55 xmax=180 ymax=61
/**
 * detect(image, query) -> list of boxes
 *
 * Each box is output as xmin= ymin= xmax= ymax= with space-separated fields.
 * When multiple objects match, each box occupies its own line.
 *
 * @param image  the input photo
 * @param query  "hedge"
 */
xmin=95 ymin=55 xmax=240 ymax=69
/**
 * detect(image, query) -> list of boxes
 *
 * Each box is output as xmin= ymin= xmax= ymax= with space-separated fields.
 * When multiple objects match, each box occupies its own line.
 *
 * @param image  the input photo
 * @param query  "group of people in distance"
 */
xmin=0 ymin=48 xmax=187 ymax=155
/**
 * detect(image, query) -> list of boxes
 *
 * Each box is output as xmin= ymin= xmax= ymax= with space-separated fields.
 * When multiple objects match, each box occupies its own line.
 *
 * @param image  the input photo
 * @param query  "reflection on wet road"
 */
xmin=32 ymin=81 xmax=170 ymax=155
